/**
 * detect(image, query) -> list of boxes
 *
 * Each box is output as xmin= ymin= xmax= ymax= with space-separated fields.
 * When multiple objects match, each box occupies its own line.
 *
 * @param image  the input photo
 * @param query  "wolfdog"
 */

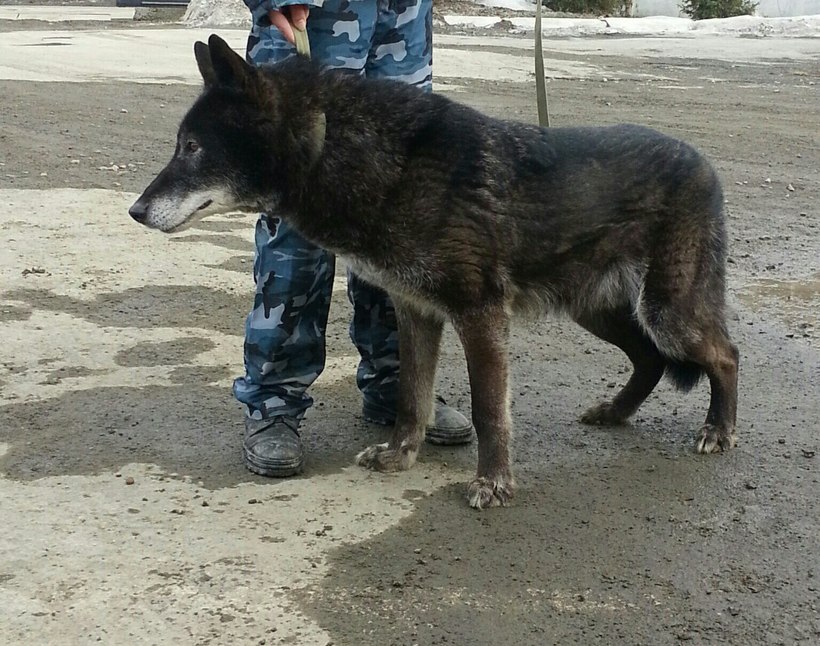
xmin=130 ymin=35 xmax=739 ymax=509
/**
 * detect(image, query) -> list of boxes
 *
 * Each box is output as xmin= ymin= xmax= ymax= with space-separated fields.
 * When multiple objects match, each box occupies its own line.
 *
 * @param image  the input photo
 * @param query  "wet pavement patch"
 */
xmin=114 ymin=337 xmax=216 ymax=367
xmin=739 ymin=273 xmax=819 ymax=344
xmin=203 ymin=254 xmax=255 ymax=275
xmin=39 ymin=365 xmax=109 ymax=385
xmin=190 ymin=219 xmax=252 ymax=234
xmin=5 ymin=286 xmax=248 ymax=336
xmin=170 ymin=233 xmax=253 ymax=253
xmin=0 ymin=303 xmax=32 ymax=322
xmin=168 ymin=365 xmax=233 ymax=384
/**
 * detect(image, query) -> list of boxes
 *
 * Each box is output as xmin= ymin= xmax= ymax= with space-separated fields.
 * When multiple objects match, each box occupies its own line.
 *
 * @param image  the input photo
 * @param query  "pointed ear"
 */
xmin=207 ymin=34 xmax=254 ymax=90
xmin=194 ymin=41 xmax=217 ymax=87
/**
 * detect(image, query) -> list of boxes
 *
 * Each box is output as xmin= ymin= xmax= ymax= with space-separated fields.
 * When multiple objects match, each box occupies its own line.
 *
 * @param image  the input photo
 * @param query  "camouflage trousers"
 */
xmin=233 ymin=0 xmax=433 ymax=421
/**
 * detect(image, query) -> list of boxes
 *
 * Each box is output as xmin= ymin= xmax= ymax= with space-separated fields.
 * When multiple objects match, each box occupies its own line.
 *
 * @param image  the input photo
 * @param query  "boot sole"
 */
xmin=362 ymin=413 xmax=473 ymax=446
xmin=243 ymin=447 xmax=304 ymax=478
xmin=425 ymin=428 xmax=474 ymax=446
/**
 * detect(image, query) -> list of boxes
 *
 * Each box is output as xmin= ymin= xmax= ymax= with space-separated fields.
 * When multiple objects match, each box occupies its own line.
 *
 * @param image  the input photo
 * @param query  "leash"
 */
xmin=291 ymin=9 xmax=547 ymax=146
xmin=289 ymin=20 xmax=327 ymax=169
xmin=293 ymin=9 xmax=548 ymax=128
xmin=293 ymin=24 xmax=311 ymax=60
xmin=534 ymin=0 xmax=550 ymax=127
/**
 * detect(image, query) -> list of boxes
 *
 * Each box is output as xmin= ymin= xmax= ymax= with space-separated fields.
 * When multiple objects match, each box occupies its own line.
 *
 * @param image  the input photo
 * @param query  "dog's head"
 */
xmin=129 ymin=35 xmax=325 ymax=233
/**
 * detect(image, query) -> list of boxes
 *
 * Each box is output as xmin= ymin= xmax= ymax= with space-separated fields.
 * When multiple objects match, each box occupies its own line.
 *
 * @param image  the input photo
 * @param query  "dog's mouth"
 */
xmin=163 ymin=199 xmax=214 ymax=233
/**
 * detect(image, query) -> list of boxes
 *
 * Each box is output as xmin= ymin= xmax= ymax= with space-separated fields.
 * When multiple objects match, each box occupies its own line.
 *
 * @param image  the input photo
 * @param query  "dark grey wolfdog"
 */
xmin=130 ymin=35 xmax=739 ymax=509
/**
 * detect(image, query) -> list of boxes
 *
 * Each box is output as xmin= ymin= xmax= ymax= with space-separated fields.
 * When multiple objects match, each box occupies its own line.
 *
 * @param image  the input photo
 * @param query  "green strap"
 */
xmin=296 ymin=13 xmax=547 ymax=127
xmin=295 ymin=13 xmax=548 ymax=127
xmin=291 ymin=24 xmax=326 ymax=165
xmin=534 ymin=0 xmax=550 ymax=127
xmin=293 ymin=26 xmax=311 ymax=59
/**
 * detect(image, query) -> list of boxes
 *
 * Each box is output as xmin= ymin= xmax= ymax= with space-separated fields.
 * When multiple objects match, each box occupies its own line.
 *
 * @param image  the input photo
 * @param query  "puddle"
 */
xmin=738 ymin=274 xmax=818 ymax=344
xmin=745 ymin=275 xmax=820 ymax=302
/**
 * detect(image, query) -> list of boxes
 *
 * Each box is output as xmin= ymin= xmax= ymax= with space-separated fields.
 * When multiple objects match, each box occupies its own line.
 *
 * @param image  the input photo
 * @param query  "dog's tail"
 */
xmin=663 ymin=359 xmax=704 ymax=393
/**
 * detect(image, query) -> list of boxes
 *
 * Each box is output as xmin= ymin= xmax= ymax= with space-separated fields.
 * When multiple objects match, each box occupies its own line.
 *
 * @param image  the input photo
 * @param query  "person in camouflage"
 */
xmin=236 ymin=0 xmax=473 ymax=477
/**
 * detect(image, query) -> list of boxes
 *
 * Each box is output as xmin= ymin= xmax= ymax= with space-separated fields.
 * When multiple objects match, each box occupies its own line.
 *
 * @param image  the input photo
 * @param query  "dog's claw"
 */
xmin=695 ymin=424 xmax=736 ymax=454
xmin=467 ymin=476 xmax=515 ymax=509
xmin=355 ymin=442 xmax=418 ymax=472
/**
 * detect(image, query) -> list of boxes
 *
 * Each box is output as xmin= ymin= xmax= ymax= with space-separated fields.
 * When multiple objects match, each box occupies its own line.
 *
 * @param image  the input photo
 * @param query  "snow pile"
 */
xmin=475 ymin=0 xmax=535 ymax=9
xmin=183 ymin=0 xmax=250 ymax=28
xmin=181 ymin=0 xmax=819 ymax=37
xmin=478 ymin=0 xmax=820 ymax=18
xmin=691 ymin=14 xmax=820 ymax=36
xmin=443 ymin=13 xmax=820 ymax=37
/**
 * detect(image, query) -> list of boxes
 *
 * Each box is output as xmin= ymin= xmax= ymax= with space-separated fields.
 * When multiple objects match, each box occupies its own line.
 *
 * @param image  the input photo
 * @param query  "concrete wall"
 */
xmin=632 ymin=0 xmax=820 ymax=17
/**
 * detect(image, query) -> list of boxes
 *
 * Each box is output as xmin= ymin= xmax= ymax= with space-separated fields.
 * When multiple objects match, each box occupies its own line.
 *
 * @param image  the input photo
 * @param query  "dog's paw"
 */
xmin=467 ymin=476 xmax=515 ymax=510
xmin=579 ymin=402 xmax=629 ymax=426
xmin=355 ymin=442 xmax=418 ymax=472
xmin=695 ymin=424 xmax=736 ymax=454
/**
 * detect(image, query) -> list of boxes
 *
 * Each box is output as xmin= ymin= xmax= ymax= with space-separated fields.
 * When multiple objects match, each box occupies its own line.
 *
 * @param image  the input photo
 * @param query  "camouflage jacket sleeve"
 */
xmin=243 ymin=0 xmax=325 ymax=28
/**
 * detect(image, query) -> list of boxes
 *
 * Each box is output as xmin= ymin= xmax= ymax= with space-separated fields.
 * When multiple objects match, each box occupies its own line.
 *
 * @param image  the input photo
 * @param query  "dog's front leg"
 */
xmin=454 ymin=306 xmax=515 ymax=509
xmin=356 ymin=298 xmax=444 ymax=472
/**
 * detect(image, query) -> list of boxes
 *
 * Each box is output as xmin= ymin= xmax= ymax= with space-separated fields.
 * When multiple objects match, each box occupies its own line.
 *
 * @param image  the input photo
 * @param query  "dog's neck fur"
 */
xmin=254 ymin=58 xmax=447 ymax=258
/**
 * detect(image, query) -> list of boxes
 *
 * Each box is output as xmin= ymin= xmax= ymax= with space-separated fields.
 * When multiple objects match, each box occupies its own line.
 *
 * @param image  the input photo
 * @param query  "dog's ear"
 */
xmin=194 ymin=41 xmax=217 ymax=87
xmin=206 ymin=34 xmax=255 ymax=91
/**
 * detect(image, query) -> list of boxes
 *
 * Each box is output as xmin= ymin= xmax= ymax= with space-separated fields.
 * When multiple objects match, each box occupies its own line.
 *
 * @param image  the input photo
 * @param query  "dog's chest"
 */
xmin=347 ymin=256 xmax=447 ymax=319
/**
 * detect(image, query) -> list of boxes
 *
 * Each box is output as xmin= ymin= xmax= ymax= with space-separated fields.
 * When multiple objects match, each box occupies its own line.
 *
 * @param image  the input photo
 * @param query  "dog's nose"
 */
xmin=129 ymin=200 xmax=148 ymax=223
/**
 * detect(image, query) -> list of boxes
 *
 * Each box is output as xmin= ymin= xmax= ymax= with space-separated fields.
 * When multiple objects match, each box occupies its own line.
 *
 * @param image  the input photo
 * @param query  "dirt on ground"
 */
xmin=1 ymin=15 xmax=818 ymax=646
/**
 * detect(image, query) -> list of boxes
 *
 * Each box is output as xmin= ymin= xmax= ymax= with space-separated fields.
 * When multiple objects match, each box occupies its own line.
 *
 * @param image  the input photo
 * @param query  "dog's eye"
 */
xmin=185 ymin=141 xmax=200 ymax=153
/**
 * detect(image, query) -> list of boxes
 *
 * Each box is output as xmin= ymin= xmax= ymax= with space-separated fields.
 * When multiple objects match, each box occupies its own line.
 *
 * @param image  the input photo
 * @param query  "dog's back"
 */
xmin=295 ymin=74 xmax=726 ymax=333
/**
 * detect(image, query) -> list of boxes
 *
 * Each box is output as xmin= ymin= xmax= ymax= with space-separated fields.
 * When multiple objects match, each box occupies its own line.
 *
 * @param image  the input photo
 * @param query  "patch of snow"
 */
xmin=183 ymin=0 xmax=250 ymax=28
xmin=443 ymin=13 xmax=820 ymax=38
xmin=476 ymin=0 xmax=536 ymax=10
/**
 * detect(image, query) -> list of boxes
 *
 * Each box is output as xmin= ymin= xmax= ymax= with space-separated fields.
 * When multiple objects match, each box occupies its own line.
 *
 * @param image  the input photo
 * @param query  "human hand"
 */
xmin=268 ymin=4 xmax=309 ymax=46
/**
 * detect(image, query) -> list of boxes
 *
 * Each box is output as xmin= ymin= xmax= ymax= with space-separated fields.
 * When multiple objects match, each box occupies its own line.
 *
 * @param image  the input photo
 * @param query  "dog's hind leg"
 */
xmin=576 ymin=307 xmax=666 ymax=426
xmin=453 ymin=306 xmax=516 ymax=509
xmin=356 ymin=298 xmax=443 ymax=472
xmin=639 ymin=267 xmax=739 ymax=452
xmin=687 ymin=326 xmax=739 ymax=453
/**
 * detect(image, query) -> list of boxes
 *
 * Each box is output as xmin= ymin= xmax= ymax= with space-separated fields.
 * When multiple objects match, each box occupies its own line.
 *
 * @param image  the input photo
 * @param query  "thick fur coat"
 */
xmin=131 ymin=36 xmax=739 ymax=508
